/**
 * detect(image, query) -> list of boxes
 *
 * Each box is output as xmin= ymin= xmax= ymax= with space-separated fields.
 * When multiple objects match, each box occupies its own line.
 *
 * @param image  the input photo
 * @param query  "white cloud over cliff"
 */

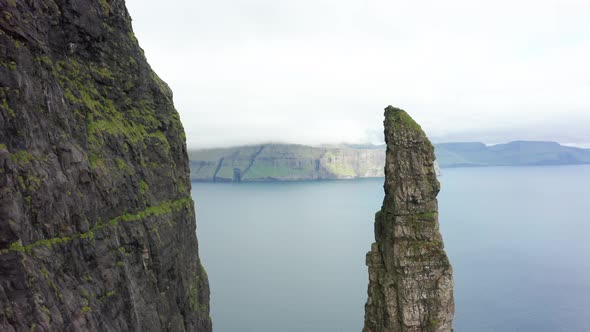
xmin=127 ymin=0 xmax=590 ymax=148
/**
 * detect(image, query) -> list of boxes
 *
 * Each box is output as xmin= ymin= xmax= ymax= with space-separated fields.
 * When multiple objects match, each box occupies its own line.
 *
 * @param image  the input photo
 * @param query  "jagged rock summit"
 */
xmin=364 ymin=106 xmax=454 ymax=332
xmin=0 ymin=0 xmax=210 ymax=330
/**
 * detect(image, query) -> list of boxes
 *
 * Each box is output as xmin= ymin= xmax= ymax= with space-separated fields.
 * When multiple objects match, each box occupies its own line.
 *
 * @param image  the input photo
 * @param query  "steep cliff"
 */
xmin=0 ymin=0 xmax=210 ymax=330
xmin=364 ymin=106 xmax=454 ymax=331
xmin=188 ymin=144 xmax=385 ymax=181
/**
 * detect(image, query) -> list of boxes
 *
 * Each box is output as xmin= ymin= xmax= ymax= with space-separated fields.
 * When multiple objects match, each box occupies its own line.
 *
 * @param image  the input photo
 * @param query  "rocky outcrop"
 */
xmin=0 ymin=0 xmax=210 ymax=331
xmin=188 ymin=144 xmax=386 ymax=182
xmin=364 ymin=106 xmax=454 ymax=332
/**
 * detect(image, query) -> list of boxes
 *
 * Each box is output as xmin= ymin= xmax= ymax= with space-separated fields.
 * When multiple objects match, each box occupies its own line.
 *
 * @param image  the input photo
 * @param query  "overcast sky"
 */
xmin=126 ymin=0 xmax=590 ymax=148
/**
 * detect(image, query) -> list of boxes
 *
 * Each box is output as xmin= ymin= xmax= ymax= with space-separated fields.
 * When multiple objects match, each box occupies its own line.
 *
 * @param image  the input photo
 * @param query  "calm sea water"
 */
xmin=192 ymin=165 xmax=590 ymax=332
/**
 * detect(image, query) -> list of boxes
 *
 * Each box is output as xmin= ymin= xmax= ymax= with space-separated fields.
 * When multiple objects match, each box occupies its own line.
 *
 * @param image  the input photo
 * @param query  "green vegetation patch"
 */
xmin=0 ymin=59 xmax=16 ymax=70
xmin=244 ymin=163 xmax=312 ymax=179
xmin=88 ymin=153 xmax=104 ymax=170
xmin=88 ymin=116 xmax=147 ymax=146
xmin=1 ymin=98 xmax=16 ymax=117
xmin=114 ymin=158 xmax=127 ymax=171
xmin=415 ymin=211 xmax=437 ymax=221
xmin=89 ymin=63 xmax=113 ymax=79
xmin=98 ymin=0 xmax=110 ymax=15
xmin=40 ymin=305 xmax=51 ymax=323
xmin=0 ymin=197 xmax=193 ymax=256
xmin=48 ymin=58 xmax=171 ymax=160
xmin=385 ymin=106 xmax=425 ymax=135
xmin=41 ymin=267 xmax=62 ymax=301
xmin=3 ymin=10 xmax=13 ymax=21
xmin=429 ymin=318 xmax=441 ymax=328
xmin=322 ymin=152 xmax=356 ymax=177
xmin=115 ymin=197 xmax=191 ymax=223
xmin=188 ymin=282 xmax=200 ymax=312
xmin=139 ymin=180 xmax=149 ymax=194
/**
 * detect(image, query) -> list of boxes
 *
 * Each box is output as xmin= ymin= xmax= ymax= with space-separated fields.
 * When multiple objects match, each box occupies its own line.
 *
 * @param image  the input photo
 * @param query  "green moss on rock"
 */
xmin=139 ymin=180 xmax=149 ymax=194
xmin=0 ymin=197 xmax=192 ymax=256
xmin=385 ymin=105 xmax=425 ymax=135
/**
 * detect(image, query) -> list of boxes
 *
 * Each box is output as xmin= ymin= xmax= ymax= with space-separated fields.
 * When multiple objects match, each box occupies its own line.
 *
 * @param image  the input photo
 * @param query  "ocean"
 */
xmin=192 ymin=165 xmax=590 ymax=331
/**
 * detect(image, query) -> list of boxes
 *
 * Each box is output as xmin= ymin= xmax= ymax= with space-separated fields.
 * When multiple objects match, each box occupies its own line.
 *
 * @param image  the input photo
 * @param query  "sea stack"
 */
xmin=364 ymin=106 xmax=454 ymax=332
xmin=0 ymin=0 xmax=210 ymax=330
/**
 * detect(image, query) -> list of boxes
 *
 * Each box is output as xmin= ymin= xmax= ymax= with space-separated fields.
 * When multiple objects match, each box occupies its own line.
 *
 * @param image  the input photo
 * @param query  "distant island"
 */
xmin=436 ymin=141 xmax=590 ymax=167
xmin=188 ymin=144 xmax=385 ymax=182
xmin=188 ymin=141 xmax=590 ymax=182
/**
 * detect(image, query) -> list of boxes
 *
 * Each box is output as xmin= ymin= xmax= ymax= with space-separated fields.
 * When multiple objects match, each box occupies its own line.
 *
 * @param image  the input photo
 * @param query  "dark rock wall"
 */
xmin=0 ymin=0 xmax=210 ymax=330
xmin=364 ymin=106 xmax=454 ymax=332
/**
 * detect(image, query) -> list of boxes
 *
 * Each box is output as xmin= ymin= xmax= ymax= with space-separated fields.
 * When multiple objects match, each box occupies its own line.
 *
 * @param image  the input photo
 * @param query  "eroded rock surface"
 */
xmin=0 ymin=0 xmax=210 ymax=330
xmin=364 ymin=106 xmax=454 ymax=332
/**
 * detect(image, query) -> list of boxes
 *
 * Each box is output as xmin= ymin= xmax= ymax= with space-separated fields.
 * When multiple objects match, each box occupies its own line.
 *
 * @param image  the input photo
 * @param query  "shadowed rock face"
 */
xmin=0 ymin=0 xmax=210 ymax=330
xmin=364 ymin=106 xmax=454 ymax=332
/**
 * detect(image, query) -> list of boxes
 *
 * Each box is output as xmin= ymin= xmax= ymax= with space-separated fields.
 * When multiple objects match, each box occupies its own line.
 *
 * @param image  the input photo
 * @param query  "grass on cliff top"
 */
xmin=384 ymin=105 xmax=425 ymax=135
xmin=244 ymin=163 xmax=312 ymax=179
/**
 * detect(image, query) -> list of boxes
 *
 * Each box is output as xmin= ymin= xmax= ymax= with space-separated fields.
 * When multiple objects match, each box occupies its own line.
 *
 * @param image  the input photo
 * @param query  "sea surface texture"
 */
xmin=193 ymin=165 xmax=590 ymax=332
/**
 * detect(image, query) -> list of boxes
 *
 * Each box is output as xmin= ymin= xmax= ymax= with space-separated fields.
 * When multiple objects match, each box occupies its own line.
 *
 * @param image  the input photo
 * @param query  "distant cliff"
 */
xmin=364 ymin=106 xmax=454 ymax=331
xmin=435 ymin=141 xmax=590 ymax=167
xmin=188 ymin=141 xmax=590 ymax=182
xmin=188 ymin=144 xmax=385 ymax=182
xmin=0 ymin=0 xmax=210 ymax=330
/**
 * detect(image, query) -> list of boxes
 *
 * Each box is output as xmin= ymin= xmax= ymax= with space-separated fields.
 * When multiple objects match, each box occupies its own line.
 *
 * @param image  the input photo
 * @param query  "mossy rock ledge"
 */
xmin=0 ymin=0 xmax=210 ymax=330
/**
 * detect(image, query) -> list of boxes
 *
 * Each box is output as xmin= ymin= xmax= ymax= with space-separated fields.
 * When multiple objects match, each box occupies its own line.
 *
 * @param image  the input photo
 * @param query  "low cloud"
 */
xmin=127 ymin=0 xmax=590 ymax=148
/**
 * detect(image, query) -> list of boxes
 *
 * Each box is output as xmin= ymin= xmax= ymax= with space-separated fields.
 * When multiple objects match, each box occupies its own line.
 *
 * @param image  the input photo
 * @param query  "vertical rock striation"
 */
xmin=0 ymin=0 xmax=210 ymax=330
xmin=364 ymin=106 xmax=454 ymax=332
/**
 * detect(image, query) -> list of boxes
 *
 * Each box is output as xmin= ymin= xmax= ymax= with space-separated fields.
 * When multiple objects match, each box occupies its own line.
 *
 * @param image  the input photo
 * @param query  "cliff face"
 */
xmin=188 ymin=144 xmax=385 ymax=182
xmin=364 ymin=107 xmax=454 ymax=331
xmin=0 ymin=0 xmax=210 ymax=331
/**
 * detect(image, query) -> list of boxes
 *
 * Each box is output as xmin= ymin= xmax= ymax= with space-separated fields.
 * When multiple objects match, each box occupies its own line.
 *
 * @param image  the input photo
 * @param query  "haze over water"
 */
xmin=192 ymin=165 xmax=590 ymax=331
